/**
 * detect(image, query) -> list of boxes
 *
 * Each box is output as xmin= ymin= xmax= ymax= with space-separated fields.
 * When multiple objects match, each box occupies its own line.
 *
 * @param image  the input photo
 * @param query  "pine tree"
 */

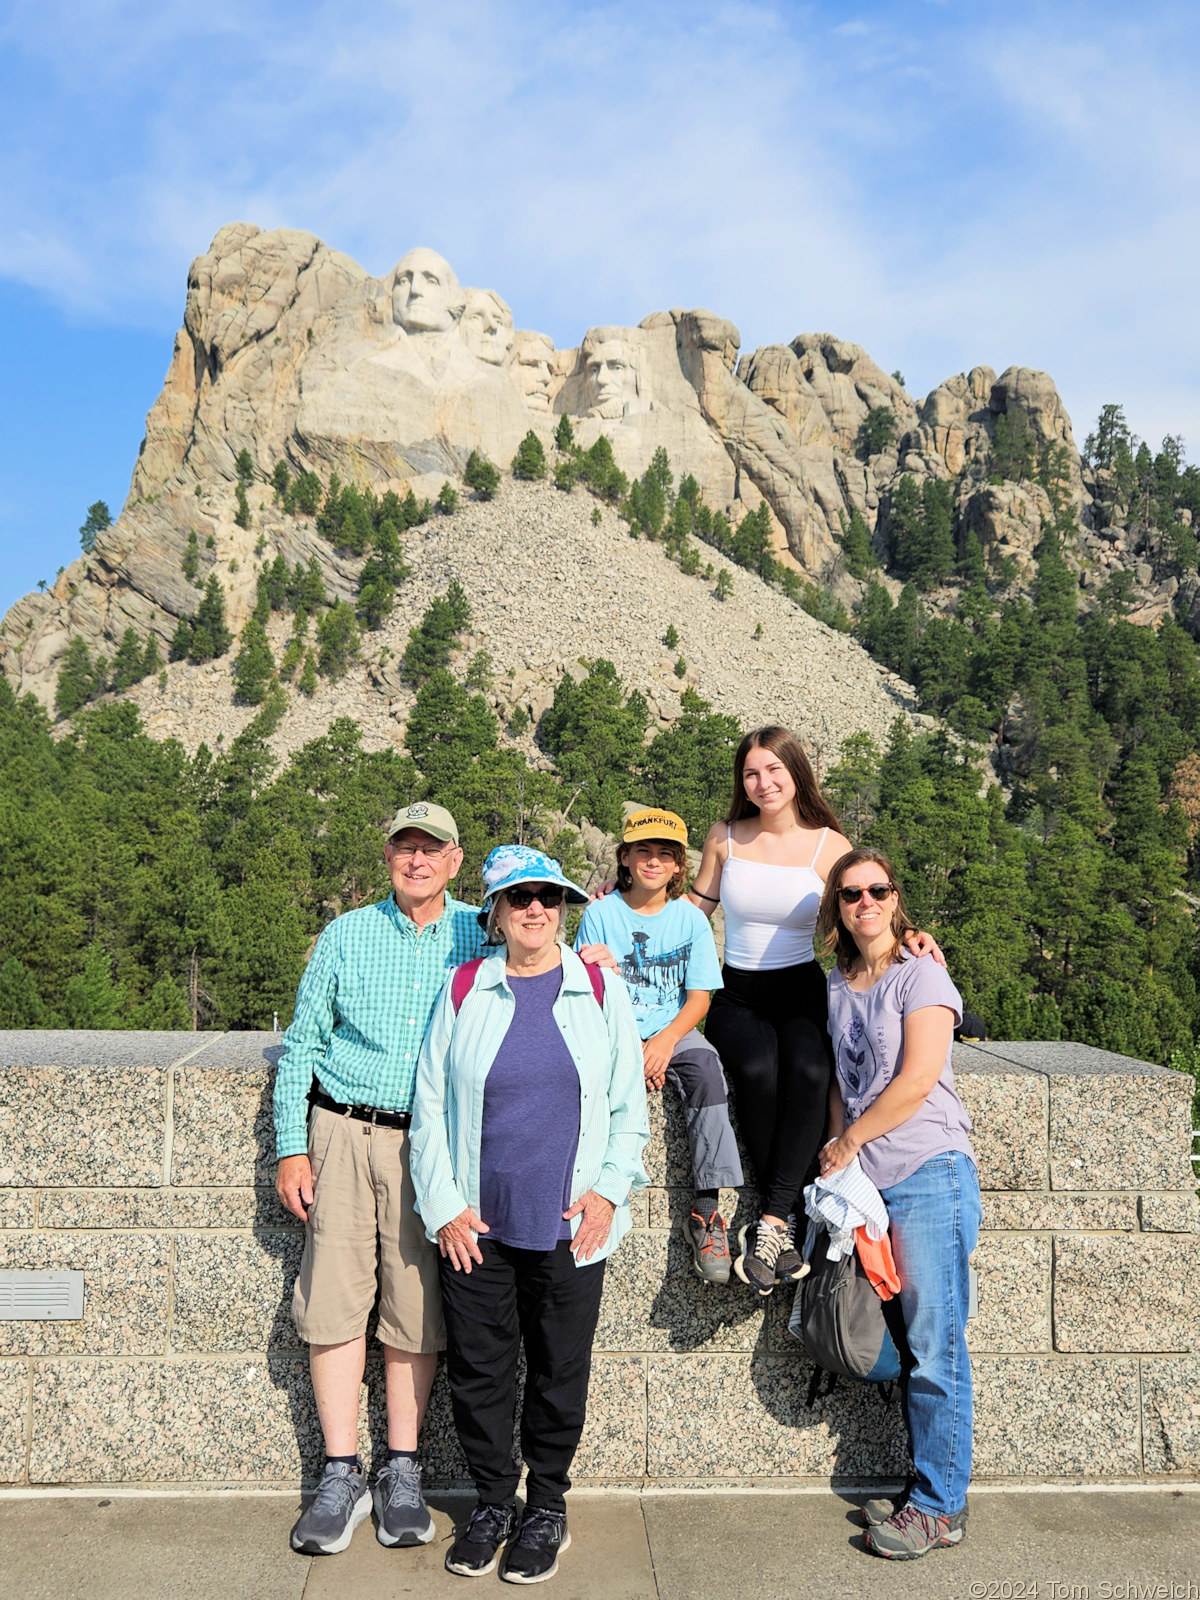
xmin=79 ymin=501 xmax=112 ymax=555
xmin=298 ymin=651 xmax=318 ymax=696
xmin=233 ymin=619 xmax=275 ymax=705
xmin=859 ymin=406 xmax=897 ymax=457
xmin=511 ymin=431 xmax=548 ymax=480
xmin=111 ymin=628 xmax=148 ymax=692
xmin=141 ymin=633 xmax=163 ymax=678
xmin=839 ymin=509 xmax=877 ymax=579
xmin=0 ymin=957 xmax=53 ymax=1027
xmin=317 ymin=602 xmax=361 ymax=680
xmin=55 ymin=637 xmax=103 ymax=717
xmin=437 ymin=481 xmax=460 ymax=514
xmin=714 ymin=568 xmax=733 ymax=600
xmin=189 ymin=577 xmax=233 ymax=662
xmin=271 ymin=460 xmax=290 ymax=500
xmin=235 ymin=449 xmax=255 ymax=484
xmin=465 ymin=450 xmax=501 ymax=500
xmin=234 ymin=481 xmax=251 ymax=529
xmin=555 ymin=414 xmax=575 ymax=451
xmin=169 ymin=616 xmax=194 ymax=662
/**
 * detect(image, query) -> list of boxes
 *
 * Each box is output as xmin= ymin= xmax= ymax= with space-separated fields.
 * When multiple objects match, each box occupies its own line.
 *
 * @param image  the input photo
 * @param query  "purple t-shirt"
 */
xmin=479 ymin=966 xmax=581 ymax=1251
xmin=826 ymin=951 xmax=975 ymax=1190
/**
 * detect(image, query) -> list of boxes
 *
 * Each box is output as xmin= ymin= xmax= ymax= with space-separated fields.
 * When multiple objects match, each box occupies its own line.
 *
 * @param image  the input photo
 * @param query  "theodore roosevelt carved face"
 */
xmin=391 ymin=248 xmax=464 ymax=333
xmin=509 ymin=330 xmax=556 ymax=410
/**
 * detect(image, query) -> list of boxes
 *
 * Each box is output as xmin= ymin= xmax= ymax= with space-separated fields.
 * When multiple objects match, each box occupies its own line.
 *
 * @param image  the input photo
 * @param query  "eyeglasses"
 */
xmin=504 ymin=885 xmax=566 ymax=909
xmin=389 ymin=840 xmax=453 ymax=859
xmin=837 ymin=882 xmax=895 ymax=905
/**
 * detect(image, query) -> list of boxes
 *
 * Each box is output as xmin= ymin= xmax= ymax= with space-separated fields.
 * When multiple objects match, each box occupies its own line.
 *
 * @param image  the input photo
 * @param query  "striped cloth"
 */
xmin=802 ymin=1156 xmax=890 ymax=1262
xmin=273 ymin=892 xmax=484 ymax=1158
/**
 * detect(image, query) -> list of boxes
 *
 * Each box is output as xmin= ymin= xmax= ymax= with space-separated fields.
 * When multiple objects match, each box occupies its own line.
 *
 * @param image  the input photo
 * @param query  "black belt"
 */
xmin=309 ymin=1086 xmax=412 ymax=1129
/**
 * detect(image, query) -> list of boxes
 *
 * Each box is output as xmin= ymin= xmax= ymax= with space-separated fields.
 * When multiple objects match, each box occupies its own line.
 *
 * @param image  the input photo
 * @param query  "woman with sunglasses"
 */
xmin=410 ymin=845 xmax=647 ymax=1585
xmin=814 ymin=847 xmax=979 ymax=1562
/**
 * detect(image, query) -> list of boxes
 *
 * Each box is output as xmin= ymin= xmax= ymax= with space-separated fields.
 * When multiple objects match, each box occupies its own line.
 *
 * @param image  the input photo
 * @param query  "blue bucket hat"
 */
xmin=480 ymin=844 xmax=590 ymax=909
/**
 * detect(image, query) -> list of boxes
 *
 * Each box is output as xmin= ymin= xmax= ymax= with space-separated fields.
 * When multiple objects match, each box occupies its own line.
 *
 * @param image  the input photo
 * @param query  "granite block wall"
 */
xmin=0 ymin=1031 xmax=1196 ymax=1489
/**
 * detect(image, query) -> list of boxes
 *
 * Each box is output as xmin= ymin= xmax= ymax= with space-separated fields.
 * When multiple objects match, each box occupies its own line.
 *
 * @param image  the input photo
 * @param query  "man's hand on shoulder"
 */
xmin=277 ymin=1154 xmax=314 ymax=1222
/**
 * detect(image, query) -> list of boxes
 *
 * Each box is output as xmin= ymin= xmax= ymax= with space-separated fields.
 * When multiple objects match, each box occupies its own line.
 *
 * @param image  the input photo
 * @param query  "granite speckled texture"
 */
xmin=1141 ymin=1357 xmax=1200 ymax=1472
xmin=972 ymin=1356 xmax=1141 ymax=1476
xmin=1049 ymin=1073 xmax=1194 ymax=1191
xmin=171 ymin=1067 xmax=275 ymax=1187
xmin=966 ymin=1236 xmax=1050 ymax=1354
xmin=0 ymin=1191 xmax=34 ymax=1228
xmin=1052 ymin=1235 xmax=1200 ymax=1352
xmin=0 ymin=1361 xmax=28 ymax=1483
xmin=29 ymin=1357 xmax=321 ymax=1483
xmin=0 ymin=1232 xmax=168 ymax=1355
xmin=981 ymin=1193 xmax=1137 ymax=1231
xmin=646 ymin=1187 xmax=752 ymax=1233
xmin=0 ymin=1032 xmax=220 ymax=1069
xmin=647 ymin=1354 xmax=909 ymax=1480
xmin=572 ymin=1355 xmax=648 ymax=1480
xmin=0 ymin=1067 xmax=166 ymax=1187
xmin=37 ymin=1188 xmax=296 ymax=1229
xmin=955 ymin=1068 xmax=1047 ymax=1190
xmin=1139 ymin=1193 xmax=1200 ymax=1232
xmin=171 ymin=1232 xmax=304 ymax=1352
xmin=595 ymin=1231 xmax=764 ymax=1353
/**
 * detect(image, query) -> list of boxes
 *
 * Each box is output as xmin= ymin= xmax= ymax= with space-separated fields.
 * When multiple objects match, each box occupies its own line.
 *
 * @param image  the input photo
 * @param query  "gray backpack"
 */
xmin=789 ymin=1222 xmax=908 ymax=1401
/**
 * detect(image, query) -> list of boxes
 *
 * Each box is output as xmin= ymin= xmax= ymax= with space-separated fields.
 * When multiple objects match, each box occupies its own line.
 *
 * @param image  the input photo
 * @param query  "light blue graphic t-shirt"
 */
xmin=576 ymin=893 xmax=721 ymax=1040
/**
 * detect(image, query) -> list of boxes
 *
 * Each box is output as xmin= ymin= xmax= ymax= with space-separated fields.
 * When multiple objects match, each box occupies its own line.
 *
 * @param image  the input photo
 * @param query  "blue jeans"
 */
xmin=880 ymin=1151 xmax=981 ymax=1519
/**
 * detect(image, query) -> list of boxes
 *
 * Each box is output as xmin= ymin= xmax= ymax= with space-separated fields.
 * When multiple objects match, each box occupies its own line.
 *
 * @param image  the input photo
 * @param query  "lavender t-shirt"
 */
xmin=826 ymin=951 xmax=976 ymax=1190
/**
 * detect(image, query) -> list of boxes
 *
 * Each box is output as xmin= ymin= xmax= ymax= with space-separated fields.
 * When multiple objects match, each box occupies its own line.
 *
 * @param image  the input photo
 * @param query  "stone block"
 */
xmin=1053 ymin=1236 xmax=1200 ymax=1352
xmin=29 ymin=1357 xmax=322 ymax=1483
xmin=967 ymin=1235 xmax=1050 ymax=1354
xmin=573 ymin=1355 xmax=648 ymax=1480
xmin=172 ymin=1232 xmax=304 ymax=1353
xmin=1139 ymin=1193 xmax=1200 ymax=1233
xmin=0 ymin=1031 xmax=218 ymax=1069
xmin=595 ymin=1231 xmax=764 ymax=1353
xmin=647 ymin=1353 xmax=909 ymax=1480
xmin=0 ymin=1067 xmax=165 ymax=1187
xmin=37 ymin=1188 xmax=296 ymax=1229
xmin=975 ymin=1040 xmax=1174 ymax=1077
xmin=955 ymin=1068 xmax=1047 ymax=1190
xmin=171 ymin=1067 xmax=275 ymax=1187
xmin=644 ymin=1091 xmax=754 ymax=1194
xmin=0 ymin=1233 xmax=168 ymax=1355
xmin=1049 ymin=1073 xmax=1193 ymax=1191
xmin=972 ymin=1356 xmax=1140 ymax=1476
xmin=981 ymin=1193 xmax=1137 ymax=1231
xmin=0 ymin=1360 xmax=28 ymax=1483
xmin=1142 ymin=1356 xmax=1200 ymax=1473
xmin=646 ymin=1187 xmax=756 ymax=1234
xmin=0 ymin=1191 xmax=34 ymax=1228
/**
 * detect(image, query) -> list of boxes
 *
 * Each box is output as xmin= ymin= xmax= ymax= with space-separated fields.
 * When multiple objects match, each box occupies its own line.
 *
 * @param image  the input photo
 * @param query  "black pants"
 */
xmin=704 ymin=960 xmax=833 ymax=1219
xmin=438 ymin=1239 xmax=606 ymax=1513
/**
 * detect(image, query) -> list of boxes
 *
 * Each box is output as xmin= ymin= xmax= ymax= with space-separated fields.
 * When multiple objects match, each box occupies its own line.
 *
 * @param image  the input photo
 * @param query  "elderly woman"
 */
xmin=814 ymin=846 xmax=980 ymax=1562
xmin=411 ymin=845 xmax=648 ymax=1585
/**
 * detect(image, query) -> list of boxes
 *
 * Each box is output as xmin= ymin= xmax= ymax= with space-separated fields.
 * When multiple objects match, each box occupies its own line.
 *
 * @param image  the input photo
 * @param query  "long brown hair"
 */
xmin=815 ymin=846 xmax=916 ymax=974
xmin=726 ymin=725 xmax=841 ymax=832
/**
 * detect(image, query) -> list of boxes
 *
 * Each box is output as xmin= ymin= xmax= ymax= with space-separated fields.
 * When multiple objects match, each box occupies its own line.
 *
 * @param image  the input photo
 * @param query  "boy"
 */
xmin=575 ymin=808 xmax=743 ymax=1283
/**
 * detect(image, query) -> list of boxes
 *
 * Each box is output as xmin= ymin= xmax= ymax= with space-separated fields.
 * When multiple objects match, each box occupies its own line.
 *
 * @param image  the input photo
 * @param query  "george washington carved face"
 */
xmin=391 ymin=248 xmax=464 ymax=334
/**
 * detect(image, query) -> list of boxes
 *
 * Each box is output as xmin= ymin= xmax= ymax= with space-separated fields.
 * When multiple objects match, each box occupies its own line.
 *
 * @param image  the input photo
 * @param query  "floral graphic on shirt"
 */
xmin=837 ymin=1014 xmax=880 ymax=1119
xmin=618 ymin=932 xmax=690 ymax=1018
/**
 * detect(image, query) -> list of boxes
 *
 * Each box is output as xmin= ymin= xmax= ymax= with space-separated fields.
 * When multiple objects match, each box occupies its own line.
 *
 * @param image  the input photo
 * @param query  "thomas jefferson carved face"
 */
xmin=509 ymin=331 xmax=556 ymax=410
xmin=460 ymin=289 xmax=514 ymax=365
xmin=391 ymin=248 xmax=463 ymax=334
xmin=583 ymin=337 xmax=640 ymax=418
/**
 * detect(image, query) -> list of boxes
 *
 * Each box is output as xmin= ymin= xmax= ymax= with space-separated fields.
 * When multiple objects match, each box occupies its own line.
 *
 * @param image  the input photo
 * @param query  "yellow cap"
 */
xmin=622 ymin=808 xmax=688 ymax=847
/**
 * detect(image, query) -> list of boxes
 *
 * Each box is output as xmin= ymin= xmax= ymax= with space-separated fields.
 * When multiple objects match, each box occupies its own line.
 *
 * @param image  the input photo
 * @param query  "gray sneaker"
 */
xmin=373 ymin=1456 xmax=436 ymax=1547
xmin=290 ymin=1458 xmax=371 ymax=1554
xmin=734 ymin=1219 xmax=788 ymax=1295
xmin=685 ymin=1207 xmax=732 ymax=1285
xmin=861 ymin=1482 xmax=969 ymax=1529
xmin=866 ymin=1502 xmax=968 ymax=1559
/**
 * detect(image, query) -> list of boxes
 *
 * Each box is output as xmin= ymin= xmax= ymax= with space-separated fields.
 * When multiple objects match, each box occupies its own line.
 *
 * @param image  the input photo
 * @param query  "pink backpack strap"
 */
xmin=451 ymin=957 xmax=485 ymax=1014
xmin=587 ymin=963 xmax=606 ymax=1007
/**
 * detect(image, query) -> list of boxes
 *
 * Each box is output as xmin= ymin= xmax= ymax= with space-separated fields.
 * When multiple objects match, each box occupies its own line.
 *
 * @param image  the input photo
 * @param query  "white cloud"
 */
xmin=1 ymin=0 xmax=1198 ymax=452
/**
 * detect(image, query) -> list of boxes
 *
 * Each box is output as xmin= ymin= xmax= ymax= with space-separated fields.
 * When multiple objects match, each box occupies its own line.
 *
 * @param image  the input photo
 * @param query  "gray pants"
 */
xmin=665 ymin=1030 xmax=744 ymax=1192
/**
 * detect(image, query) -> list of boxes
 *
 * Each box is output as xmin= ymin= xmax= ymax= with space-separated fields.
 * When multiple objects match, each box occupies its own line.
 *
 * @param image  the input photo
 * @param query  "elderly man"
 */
xmin=276 ymin=802 xmax=611 ymax=1558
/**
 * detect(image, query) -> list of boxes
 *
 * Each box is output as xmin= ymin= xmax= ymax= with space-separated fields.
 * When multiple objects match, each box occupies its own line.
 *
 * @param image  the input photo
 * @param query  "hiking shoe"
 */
xmin=446 ymin=1501 xmax=518 ymax=1577
xmin=862 ymin=1483 xmax=968 ymax=1528
xmin=372 ymin=1456 xmax=435 ymax=1547
xmin=502 ymin=1507 xmax=570 ymax=1584
xmin=290 ymin=1458 xmax=371 ymax=1554
xmin=685 ymin=1207 xmax=732 ymax=1285
xmin=774 ymin=1215 xmax=809 ymax=1284
xmin=866 ymin=1502 xmax=967 ymax=1559
xmin=734 ymin=1219 xmax=788 ymax=1295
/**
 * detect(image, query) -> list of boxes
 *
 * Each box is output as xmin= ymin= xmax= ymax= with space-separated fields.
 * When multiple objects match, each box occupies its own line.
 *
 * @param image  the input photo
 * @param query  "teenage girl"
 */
xmin=690 ymin=725 xmax=938 ymax=1293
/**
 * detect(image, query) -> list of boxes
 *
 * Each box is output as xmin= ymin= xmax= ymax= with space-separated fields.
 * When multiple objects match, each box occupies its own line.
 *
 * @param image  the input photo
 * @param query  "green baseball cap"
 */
xmin=386 ymin=801 xmax=459 ymax=846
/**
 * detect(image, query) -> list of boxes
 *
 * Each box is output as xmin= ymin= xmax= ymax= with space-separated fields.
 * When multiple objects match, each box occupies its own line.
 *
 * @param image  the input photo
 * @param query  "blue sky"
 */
xmin=2 ymin=0 xmax=1199 ymax=614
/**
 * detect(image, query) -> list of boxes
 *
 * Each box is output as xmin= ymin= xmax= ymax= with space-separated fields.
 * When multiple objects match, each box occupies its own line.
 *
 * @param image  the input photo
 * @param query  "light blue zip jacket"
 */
xmin=410 ymin=947 xmax=650 ymax=1266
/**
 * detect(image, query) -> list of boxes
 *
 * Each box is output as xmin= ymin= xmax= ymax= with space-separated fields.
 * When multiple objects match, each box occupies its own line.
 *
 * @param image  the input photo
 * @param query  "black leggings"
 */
xmin=704 ymin=961 xmax=833 ymax=1220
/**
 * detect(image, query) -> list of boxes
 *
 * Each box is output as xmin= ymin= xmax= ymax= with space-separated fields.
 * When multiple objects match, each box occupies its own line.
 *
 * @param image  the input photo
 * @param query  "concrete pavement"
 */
xmin=1 ymin=1487 xmax=1197 ymax=1600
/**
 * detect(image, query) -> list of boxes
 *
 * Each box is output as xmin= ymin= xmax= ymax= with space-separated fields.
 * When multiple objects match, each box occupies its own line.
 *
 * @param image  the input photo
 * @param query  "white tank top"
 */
xmin=721 ymin=825 xmax=828 ymax=971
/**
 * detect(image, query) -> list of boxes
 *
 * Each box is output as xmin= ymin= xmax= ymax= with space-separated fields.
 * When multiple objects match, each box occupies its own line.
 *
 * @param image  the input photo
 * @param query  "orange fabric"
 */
xmin=855 ymin=1225 xmax=900 ymax=1301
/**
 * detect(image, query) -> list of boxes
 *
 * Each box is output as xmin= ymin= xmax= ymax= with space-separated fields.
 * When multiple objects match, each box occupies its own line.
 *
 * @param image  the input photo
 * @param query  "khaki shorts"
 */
xmin=291 ymin=1105 xmax=445 ymax=1352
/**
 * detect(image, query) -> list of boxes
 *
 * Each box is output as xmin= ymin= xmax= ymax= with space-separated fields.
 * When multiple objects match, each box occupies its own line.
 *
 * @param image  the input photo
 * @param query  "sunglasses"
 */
xmin=504 ymin=885 xmax=566 ymax=909
xmin=837 ymin=882 xmax=895 ymax=905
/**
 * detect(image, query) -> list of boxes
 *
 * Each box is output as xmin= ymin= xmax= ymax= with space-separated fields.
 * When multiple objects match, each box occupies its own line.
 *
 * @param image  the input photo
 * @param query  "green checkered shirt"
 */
xmin=273 ymin=892 xmax=485 ymax=1158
